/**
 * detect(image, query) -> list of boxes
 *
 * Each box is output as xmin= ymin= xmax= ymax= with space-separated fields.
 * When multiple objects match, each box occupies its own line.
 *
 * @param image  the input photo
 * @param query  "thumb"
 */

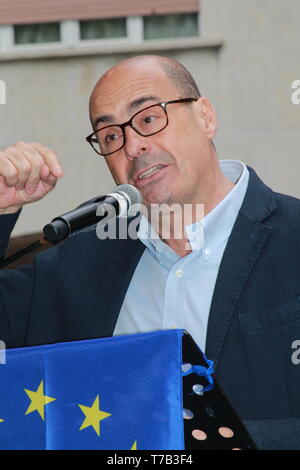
xmin=40 ymin=164 xmax=59 ymax=191
xmin=0 ymin=175 xmax=8 ymax=195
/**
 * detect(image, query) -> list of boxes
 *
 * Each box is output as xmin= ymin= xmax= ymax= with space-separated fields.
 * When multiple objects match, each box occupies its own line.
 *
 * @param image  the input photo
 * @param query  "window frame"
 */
xmin=0 ymin=13 xmax=200 ymax=52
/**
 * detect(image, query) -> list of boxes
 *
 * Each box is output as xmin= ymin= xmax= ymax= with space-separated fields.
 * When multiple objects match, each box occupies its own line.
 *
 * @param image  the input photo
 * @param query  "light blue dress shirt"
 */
xmin=113 ymin=160 xmax=249 ymax=352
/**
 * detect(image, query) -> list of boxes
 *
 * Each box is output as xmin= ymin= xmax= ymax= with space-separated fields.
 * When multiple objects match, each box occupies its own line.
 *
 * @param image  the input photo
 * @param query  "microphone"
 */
xmin=43 ymin=184 xmax=141 ymax=243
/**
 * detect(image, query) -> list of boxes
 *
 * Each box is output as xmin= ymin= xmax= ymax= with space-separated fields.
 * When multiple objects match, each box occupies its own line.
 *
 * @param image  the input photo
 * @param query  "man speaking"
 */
xmin=0 ymin=55 xmax=300 ymax=449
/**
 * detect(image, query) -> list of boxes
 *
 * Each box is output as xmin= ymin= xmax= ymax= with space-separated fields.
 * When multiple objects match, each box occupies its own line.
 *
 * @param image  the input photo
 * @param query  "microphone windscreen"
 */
xmin=114 ymin=184 xmax=142 ymax=206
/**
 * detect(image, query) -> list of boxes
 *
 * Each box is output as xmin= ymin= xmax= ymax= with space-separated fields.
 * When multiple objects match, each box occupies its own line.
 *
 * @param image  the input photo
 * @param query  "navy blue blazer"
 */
xmin=1 ymin=166 xmax=300 ymax=449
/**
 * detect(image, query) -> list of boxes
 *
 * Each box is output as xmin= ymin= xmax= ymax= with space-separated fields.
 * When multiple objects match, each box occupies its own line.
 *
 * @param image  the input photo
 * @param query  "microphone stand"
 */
xmin=0 ymin=196 xmax=104 ymax=270
xmin=0 ymin=235 xmax=55 ymax=269
xmin=0 ymin=184 xmax=141 ymax=269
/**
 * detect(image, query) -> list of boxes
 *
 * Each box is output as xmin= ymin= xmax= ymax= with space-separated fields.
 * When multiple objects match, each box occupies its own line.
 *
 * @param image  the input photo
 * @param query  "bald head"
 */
xmin=156 ymin=56 xmax=201 ymax=100
xmin=89 ymin=55 xmax=201 ymax=127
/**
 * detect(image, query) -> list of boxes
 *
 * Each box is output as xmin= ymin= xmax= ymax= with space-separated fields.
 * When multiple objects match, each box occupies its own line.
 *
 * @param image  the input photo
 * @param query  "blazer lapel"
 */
xmin=205 ymin=167 xmax=277 ymax=368
xmin=90 ymin=234 xmax=145 ymax=338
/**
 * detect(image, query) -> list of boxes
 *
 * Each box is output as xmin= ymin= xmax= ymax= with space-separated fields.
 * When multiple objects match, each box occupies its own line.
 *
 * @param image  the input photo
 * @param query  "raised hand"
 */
xmin=0 ymin=142 xmax=63 ymax=214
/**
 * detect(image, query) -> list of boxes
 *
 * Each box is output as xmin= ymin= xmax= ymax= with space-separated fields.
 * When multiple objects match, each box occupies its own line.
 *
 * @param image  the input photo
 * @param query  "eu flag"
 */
xmin=0 ymin=330 xmax=185 ymax=450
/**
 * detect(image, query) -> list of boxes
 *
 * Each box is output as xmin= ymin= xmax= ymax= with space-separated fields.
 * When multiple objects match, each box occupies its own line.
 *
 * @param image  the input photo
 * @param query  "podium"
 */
xmin=0 ymin=330 xmax=256 ymax=450
xmin=182 ymin=332 xmax=256 ymax=449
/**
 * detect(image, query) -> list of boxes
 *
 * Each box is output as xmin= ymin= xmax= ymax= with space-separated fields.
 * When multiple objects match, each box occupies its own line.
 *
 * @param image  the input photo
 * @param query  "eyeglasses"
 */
xmin=86 ymin=97 xmax=197 ymax=157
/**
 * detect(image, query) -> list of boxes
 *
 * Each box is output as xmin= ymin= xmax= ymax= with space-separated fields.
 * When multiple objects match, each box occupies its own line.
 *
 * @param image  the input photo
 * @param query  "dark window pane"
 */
xmin=80 ymin=18 xmax=126 ymax=40
xmin=144 ymin=13 xmax=198 ymax=40
xmin=14 ymin=23 xmax=60 ymax=44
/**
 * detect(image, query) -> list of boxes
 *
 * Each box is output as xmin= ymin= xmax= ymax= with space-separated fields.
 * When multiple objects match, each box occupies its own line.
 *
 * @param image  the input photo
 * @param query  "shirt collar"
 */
xmin=138 ymin=159 xmax=249 ymax=262
xmin=138 ymin=210 xmax=179 ymax=265
xmin=192 ymin=159 xmax=249 ymax=259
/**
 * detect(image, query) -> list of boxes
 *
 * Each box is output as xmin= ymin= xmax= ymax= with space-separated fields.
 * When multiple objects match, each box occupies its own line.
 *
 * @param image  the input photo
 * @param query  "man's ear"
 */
xmin=195 ymin=97 xmax=218 ymax=139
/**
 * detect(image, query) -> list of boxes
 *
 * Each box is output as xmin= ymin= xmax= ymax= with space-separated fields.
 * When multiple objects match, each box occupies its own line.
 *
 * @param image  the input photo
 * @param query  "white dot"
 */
xmin=176 ymin=270 xmax=183 ymax=277
xmin=183 ymin=408 xmax=194 ymax=419
xmin=182 ymin=363 xmax=192 ymax=373
xmin=192 ymin=384 xmax=204 ymax=396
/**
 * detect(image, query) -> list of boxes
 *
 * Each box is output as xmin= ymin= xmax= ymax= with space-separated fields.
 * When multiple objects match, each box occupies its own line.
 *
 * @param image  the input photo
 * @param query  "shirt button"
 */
xmin=176 ymin=270 xmax=183 ymax=278
xmin=204 ymin=248 xmax=211 ymax=255
xmin=169 ymin=323 xmax=177 ymax=329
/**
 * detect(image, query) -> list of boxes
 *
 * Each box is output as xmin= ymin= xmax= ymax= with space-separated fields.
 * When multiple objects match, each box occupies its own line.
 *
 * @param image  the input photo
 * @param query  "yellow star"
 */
xmin=24 ymin=379 xmax=56 ymax=420
xmin=78 ymin=395 xmax=111 ymax=436
xmin=131 ymin=440 xmax=137 ymax=450
xmin=0 ymin=419 xmax=4 ymax=423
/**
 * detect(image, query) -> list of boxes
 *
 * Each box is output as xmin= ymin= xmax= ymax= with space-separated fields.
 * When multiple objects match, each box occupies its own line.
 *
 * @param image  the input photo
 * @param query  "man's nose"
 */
xmin=123 ymin=125 xmax=149 ymax=160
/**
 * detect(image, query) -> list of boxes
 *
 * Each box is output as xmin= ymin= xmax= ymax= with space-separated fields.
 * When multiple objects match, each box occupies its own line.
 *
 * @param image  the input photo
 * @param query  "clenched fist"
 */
xmin=0 ymin=142 xmax=63 ymax=214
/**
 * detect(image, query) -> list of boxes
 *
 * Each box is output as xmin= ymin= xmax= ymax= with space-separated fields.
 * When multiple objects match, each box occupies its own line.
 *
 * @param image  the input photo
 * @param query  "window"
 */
xmin=80 ymin=18 xmax=127 ymax=40
xmin=14 ymin=22 xmax=60 ymax=45
xmin=143 ymin=13 xmax=198 ymax=40
xmin=0 ymin=12 xmax=201 ymax=55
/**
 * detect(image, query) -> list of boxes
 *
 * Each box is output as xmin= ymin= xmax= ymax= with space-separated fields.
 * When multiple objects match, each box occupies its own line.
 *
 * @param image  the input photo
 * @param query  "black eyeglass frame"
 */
xmin=86 ymin=97 xmax=198 ymax=157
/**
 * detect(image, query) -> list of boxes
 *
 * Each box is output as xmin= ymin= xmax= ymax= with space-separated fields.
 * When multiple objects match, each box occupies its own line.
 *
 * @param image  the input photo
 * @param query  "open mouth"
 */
xmin=137 ymin=164 xmax=167 ymax=181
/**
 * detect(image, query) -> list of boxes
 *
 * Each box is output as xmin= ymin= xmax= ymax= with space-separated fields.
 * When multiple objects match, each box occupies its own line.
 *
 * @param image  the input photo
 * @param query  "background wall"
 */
xmin=202 ymin=0 xmax=300 ymax=199
xmin=0 ymin=0 xmax=299 ymax=235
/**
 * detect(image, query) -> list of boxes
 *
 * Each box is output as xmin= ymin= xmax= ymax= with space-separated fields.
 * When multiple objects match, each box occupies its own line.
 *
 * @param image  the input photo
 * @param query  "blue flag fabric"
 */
xmin=0 ymin=330 xmax=185 ymax=450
